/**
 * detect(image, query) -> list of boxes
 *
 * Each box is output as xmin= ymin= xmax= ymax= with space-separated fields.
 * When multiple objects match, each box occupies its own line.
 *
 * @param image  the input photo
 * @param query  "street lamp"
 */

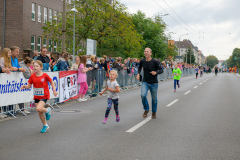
xmin=178 ymin=33 xmax=188 ymax=63
xmin=70 ymin=3 xmax=78 ymax=63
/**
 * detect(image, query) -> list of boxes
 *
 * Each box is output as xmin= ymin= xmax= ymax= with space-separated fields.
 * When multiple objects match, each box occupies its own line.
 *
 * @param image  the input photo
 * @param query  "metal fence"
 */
xmin=0 ymin=68 xmax=195 ymax=118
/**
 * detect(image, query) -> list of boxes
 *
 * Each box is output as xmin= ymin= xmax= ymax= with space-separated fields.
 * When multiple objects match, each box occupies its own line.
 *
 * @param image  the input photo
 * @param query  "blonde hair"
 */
xmin=34 ymin=60 xmax=43 ymax=67
xmin=0 ymin=48 xmax=12 ymax=68
xmin=110 ymin=70 xmax=118 ymax=77
xmin=99 ymin=58 xmax=104 ymax=64
xmin=90 ymin=55 xmax=95 ymax=62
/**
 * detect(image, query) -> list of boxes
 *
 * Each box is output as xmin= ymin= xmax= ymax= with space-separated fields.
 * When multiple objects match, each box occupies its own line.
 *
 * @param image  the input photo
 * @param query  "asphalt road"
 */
xmin=1 ymin=73 xmax=240 ymax=160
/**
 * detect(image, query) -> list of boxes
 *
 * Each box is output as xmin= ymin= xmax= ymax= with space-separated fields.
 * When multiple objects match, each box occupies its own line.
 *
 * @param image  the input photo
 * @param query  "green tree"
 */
xmin=167 ymin=43 xmax=178 ymax=58
xmin=206 ymin=55 xmax=219 ymax=68
xmin=42 ymin=0 xmax=144 ymax=58
xmin=226 ymin=48 xmax=240 ymax=68
xmin=183 ymin=47 xmax=195 ymax=64
xmin=131 ymin=11 xmax=168 ymax=59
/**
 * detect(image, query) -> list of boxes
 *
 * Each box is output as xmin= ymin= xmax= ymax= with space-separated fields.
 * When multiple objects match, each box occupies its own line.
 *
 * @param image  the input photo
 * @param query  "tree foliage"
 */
xmin=226 ymin=48 xmax=240 ymax=68
xmin=183 ymin=47 xmax=195 ymax=64
xmin=206 ymin=55 xmax=219 ymax=68
xmin=42 ymin=0 xmax=144 ymax=58
xmin=131 ymin=11 xmax=168 ymax=59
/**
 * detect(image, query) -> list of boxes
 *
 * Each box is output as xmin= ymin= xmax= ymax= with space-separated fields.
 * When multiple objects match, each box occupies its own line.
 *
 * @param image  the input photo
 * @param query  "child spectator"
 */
xmin=71 ymin=56 xmax=80 ymax=70
xmin=77 ymin=55 xmax=93 ymax=102
xmin=100 ymin=70 xmax=120 ymax=124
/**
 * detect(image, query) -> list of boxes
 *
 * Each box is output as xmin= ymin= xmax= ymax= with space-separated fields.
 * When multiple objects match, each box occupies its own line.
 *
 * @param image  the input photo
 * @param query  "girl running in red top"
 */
xmin=21 ymin=60 xmax=57 ymax=133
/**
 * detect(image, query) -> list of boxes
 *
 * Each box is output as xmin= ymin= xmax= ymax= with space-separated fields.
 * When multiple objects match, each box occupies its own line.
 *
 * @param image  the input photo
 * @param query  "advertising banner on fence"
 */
xmin=46 ymin=72 xmax=60 ymax=99
xmin=59 ymin=70 xmax=78 ymax=103
xmin=0 ymin=72 xmax=33 ymax=106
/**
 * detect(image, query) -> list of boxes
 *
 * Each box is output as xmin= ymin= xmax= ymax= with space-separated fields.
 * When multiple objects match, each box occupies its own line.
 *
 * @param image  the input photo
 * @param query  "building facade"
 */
xmin=0 ymin=0 xmax=73 ymax=54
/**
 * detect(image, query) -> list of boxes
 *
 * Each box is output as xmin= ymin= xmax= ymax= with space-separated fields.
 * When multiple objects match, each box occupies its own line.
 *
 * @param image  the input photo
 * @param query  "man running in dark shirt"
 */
xmin=136 ymin=48 xmax=163 ymax=119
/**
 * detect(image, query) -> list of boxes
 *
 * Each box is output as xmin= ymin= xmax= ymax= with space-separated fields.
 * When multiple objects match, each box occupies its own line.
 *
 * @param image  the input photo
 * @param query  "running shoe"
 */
xmin=102 ymin=118 xmax=107 ymax=124
xmin=178 ymin=84 xmax=180 ymax=88
xmin=152 ymin=112 xmax=156 ymax=119
xmin=82 ymin=98 xmax=87 ymax=101
xmin=40 ymin=125 xmax=49 ymax=133
xmin=174 ymin=89 xmax=176 ymax=92
xmin=77 ymin=98 xmax=82 ymax=102
xmin=116 ymin=115 xmax=120 ymax=122
xmin=45 ymin=108 xmax=51 ymax=121
xmin=143 ymin=111 xmax=149 ymax=118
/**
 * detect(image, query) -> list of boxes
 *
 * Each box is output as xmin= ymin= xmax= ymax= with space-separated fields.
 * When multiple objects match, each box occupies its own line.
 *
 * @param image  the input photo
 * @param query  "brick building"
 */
xmin=0 ymin=0 xmax=73 ymax=54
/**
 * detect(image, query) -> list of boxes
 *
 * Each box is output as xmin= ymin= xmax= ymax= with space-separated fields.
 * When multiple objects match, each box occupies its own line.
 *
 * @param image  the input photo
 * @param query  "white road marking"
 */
xmin=166 ymin=99 xmax=179 ymax=107
xmin=126 ymin=116 xmax=152 ymax=133
xmin=204 ymin=80 xmax=206 ymax=82
xmin=207 ymin=79 xmax=209 ymax=80
xmin=184 ymin=91 xmax=191 ymax=95
xmin=199 ymin=83 xmax=202 ymax=85
xmin=194 ymin=86 xmax=198 ymax=89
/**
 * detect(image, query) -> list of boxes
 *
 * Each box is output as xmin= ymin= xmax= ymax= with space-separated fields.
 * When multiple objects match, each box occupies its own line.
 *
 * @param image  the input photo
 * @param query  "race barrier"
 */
xmin=0 ymin=67 xmax=195 ymax=118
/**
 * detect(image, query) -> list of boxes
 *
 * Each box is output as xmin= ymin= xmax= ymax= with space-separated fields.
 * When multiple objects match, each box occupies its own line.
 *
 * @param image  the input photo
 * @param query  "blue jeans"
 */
xmin=174 ymin=79 xmax=179 ymax=90
xmin=141 ymin=82 xmax=158 ymax=113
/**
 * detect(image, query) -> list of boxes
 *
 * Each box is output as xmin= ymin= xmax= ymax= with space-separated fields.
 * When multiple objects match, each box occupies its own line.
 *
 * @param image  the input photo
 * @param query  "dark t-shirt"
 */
xmin=138 ymin=58 xmax=163 ymax=83
xmin=37 ymin=54 xmax=50 ymax=63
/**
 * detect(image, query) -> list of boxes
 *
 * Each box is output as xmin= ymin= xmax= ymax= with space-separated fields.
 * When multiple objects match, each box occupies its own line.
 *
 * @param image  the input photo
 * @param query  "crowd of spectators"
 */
xmin=0 ymin=46 xmax=203 ymax=118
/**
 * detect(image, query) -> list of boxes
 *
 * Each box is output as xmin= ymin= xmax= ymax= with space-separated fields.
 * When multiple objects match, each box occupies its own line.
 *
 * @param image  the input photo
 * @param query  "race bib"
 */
xmin=33 ymin=88 xmax=44 ymax=96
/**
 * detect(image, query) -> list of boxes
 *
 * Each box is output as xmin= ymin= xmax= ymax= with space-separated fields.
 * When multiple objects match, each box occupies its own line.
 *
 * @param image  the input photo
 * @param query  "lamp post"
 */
xmin=70 ymin=3 xmax=78 ymax=63
xmin=178 ymin=33 xmax=188 ymax=63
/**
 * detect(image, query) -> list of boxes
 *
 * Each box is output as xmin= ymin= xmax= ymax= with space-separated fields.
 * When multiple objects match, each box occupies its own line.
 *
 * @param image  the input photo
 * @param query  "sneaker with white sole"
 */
xmin=40 ymin=125 xmax=49 ymax=133
xmin=23 ymin=110 xmax=30 ymax=114
xmin=77 ymin=98 xmax=82 ymax=102
xmin=82 ymin=98 xmax=87 ymax=101
xmin=102 ymin=118 xmax=107 ymax=124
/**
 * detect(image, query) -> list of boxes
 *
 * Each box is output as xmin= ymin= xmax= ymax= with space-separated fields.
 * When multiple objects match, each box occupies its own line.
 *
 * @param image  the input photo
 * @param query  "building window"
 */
xmin=54 ymin=41 xmax=57 ymax=52
xmin=38 ymin=5 xmax=42 ymax=22
xmin=37 ymin=37 xmax=41 ymax=53
xmin=32 ymin=3 xmax=36 ymax=21
xmin=31 ymin=36 xmax=35 ymax=51
xmin=49 ymin=39 xmax=52 ymax=52
xmin=44 ymin=7 xmax=48 ymax=23
xmin=49 ymin=9 xmax=52 ymax=24
xmin=54 ymin=11 xmax=58 ymax=24
xmin=43 ymin=38 xmax=47 ymax=47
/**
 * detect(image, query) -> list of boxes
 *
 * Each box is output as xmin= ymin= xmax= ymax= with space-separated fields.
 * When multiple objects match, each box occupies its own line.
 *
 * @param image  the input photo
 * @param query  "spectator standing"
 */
xmin=33 ymin=50 xmax=39 ymax=61
xmin=57 ymin=53 xmax=69 ymax=71
xmin=108 ymin=54 xmax=114 ymax=63
xmin=19 ymin=57 xmax=34 ymax=79
xmin=49 ymin=52 xmax=55 ymax=63
xmin=77 ymin=55 xmax=93 ymax=102
xmin=37 ymin=47 xmax=55 ymax=71
xmin=10 ymin=46 xmax=26 ymax=115
xmin=68 ymin=55 xmax=73 ymax=69
xmin=71 ymin=56 xmax=80 ymax=70
xmin=0 ymin=48 xmax=18 ymax=71
xmin=19 ymin=57 xmax=34 ymax=114
xmin=10 ymin=46 xmax=26 ymax=73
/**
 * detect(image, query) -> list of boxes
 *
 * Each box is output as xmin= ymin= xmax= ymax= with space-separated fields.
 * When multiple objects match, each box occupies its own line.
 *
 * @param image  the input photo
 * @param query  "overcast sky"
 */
xmin=119 ymin=0 xmax=240 ymax=60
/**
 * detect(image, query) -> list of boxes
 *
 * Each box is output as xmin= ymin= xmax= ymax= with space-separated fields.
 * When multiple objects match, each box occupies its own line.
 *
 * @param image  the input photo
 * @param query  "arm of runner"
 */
xmin=21 ymin=83 xmax=32 ymax=90
xmin=100 ymin=86 xmax=108 ymax=95
xmin=51 ymin=80 xmax=58 ymax=97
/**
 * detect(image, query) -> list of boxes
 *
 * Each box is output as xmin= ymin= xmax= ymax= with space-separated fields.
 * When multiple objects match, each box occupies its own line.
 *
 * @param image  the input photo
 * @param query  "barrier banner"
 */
xmin=0 ymin=72 xmax=33 ymax=106
xmin=59 ymin=70 xmax=78 ymax=102
xmin=46 ymin=72 xmax=60 ymax=99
